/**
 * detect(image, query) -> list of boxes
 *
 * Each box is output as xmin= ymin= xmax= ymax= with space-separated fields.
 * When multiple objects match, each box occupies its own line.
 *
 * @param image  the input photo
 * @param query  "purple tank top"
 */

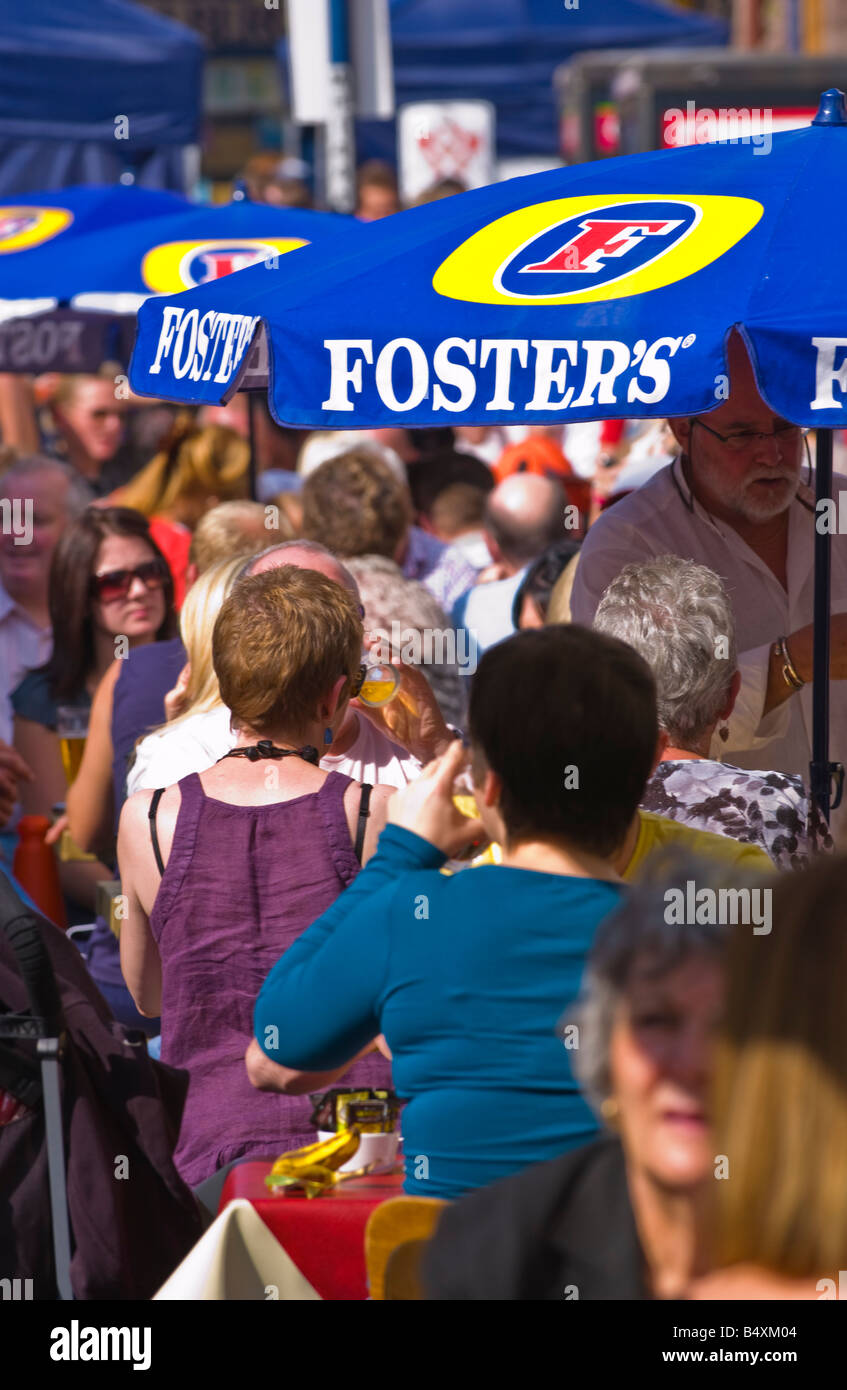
xmin=149 ymin=770 xmax=391 ymax=1188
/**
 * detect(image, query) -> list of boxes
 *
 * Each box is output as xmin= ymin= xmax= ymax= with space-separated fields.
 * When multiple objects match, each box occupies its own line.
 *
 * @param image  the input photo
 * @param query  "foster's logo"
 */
xmin=501 ymin=200 xmax=697 ymax=296
xmin=0 ymin=214 xmax=37 ymax=242
xmin=142 ymin=238 xmax=309 ymax=292
xmin=0 ymin=206 xmax=73 ymax=254
xmin=434 ymin=194 xmax=762 ymax=305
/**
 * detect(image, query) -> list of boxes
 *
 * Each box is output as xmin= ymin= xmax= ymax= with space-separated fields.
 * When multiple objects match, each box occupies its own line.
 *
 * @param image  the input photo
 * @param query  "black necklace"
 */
xmin=217 ymin=739 xmax=320 ymax=766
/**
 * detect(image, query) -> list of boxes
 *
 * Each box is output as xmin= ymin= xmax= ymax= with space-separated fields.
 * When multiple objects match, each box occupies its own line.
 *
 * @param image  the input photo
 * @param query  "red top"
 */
xmin=148 ymin=516 xmax=191 ymax=609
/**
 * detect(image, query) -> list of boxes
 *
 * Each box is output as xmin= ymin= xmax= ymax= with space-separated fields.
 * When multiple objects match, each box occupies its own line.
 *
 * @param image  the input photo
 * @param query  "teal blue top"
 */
xmin=255 ymin=825 xmax=622 ymax=1200
xmin=11 ymin=668 xmax=90 ymax=732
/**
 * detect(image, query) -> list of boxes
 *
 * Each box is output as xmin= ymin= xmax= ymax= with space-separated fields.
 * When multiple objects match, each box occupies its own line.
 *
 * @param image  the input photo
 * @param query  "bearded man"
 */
xmin=571 ymin=329 xmax=847 ymax=843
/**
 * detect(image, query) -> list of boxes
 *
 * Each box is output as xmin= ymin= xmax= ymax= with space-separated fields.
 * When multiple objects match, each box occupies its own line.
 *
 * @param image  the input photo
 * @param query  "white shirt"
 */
xmin=452 ymin=567 xmax=527 ymax=655
xmin=570 ymin=458 xmax=847 ymax=844
xmin=319 ymin=714 xmax=421 ymax=788
xmin=126 ymin=703 xmax=421 ymax=797
xmin=126 ymin=704 xmax=233 ymax=796
xmin=447 ymin=529 xmax=493 ymax=571
xmin=0 ymin=584 xmax=51 ymax=746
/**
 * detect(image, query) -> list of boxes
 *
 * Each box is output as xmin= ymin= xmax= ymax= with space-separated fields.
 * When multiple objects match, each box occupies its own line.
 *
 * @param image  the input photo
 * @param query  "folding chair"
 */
xmin=364 ymin=1196 xmax=447 ymax=1300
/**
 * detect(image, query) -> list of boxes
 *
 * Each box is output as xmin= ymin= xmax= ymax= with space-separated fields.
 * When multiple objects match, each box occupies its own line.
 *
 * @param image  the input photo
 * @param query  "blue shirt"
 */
xmin=255 ymin=825 xmax=621 ymax=1201
xmin=111 ymin=637 xmax=186 ymax=832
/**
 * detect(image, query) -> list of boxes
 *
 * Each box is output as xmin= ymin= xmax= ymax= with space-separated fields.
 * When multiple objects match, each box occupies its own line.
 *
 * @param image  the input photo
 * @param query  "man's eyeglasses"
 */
xmin=692 ymin=418 xmax=805 ymax=453
xmin=90 ymin=558 xmax=169 ymax=604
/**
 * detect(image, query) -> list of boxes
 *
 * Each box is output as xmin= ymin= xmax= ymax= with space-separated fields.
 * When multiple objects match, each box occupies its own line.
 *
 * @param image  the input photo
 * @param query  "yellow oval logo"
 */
xmin=433 ymin=195 xmax=763 ymax=305
xmin=0 ymin=206 xmax=73 ymax=254
xmin=142 ymin=238 xmax=309 ymax=292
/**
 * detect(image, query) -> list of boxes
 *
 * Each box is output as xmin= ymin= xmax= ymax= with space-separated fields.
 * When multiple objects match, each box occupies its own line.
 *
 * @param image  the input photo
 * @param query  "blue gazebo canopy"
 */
xmin=281 ymin=0 xmax=728 ymax=160
xmin=0 ymin=0 xmax=204 ymax=193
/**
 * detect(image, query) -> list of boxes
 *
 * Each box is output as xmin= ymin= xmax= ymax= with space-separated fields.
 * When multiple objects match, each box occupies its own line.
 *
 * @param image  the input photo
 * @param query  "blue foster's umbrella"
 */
xmin=0 ymin=184 xmax=189 ymax=371
xmin=0 ymin=198 xmax=361 ymax=305
xmin=0 ymin=192 xmax=359 ymax=374
xmin=129 ymin=90 xmax=847 ymax=820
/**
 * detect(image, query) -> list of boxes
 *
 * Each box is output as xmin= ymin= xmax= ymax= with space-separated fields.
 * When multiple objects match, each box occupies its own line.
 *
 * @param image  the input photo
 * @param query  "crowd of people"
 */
xmin=2 ymin=319 xmax=847 ymax=1300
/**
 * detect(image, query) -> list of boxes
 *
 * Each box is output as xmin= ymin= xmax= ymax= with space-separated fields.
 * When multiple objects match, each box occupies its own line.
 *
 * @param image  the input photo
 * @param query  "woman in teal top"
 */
xmin=251 ymin=626 xmax=660 ymax=1201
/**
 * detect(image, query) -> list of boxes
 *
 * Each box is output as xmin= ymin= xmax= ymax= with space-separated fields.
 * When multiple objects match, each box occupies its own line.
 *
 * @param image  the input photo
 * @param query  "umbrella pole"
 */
xmin=247 ymin=391 xmax=258 ymax=502
xmin=810 ymin=427 xmax=839 ymax=822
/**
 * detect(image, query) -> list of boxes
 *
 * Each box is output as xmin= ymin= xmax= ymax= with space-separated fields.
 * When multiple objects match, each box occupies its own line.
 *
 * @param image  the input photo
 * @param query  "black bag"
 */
xmin=0 ymin=873 xmax=204 ymax=1299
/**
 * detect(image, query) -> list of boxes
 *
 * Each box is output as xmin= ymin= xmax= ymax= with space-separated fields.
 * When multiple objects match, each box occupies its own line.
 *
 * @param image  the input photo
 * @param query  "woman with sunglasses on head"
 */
xmin=12 ymin=506 xmax=176 ymax=915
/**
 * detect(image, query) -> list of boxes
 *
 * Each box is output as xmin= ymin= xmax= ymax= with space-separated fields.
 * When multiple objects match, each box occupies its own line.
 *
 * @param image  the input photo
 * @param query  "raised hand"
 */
xmin=163 ymin=663 xmax=191 ymax=722
xmin=387 ymin=738 xmax=485 ymax=857
xmin=352 ymin=647 xmax=454 ymax=766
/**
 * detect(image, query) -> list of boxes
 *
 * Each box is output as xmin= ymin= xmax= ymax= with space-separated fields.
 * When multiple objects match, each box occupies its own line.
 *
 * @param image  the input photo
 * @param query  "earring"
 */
xmin=718 ymin=720 xmax=730 ymax=743
xmin=600 ymin=1097 xmax=620 ymax=1128
xmin=324 ymin=727 xmax=333 ymax=745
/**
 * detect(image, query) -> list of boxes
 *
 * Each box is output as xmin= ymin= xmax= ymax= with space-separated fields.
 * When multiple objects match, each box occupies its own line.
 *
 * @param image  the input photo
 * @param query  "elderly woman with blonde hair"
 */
xmin=117 ymin=567 xmax=393 ymax=1190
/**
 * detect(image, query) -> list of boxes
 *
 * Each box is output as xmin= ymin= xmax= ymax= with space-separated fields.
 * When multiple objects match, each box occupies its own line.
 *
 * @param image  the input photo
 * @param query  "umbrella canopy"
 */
xmin=0 ymin=185 xmax=189 ymax=371
xmin=0 ymin=198 xmax=360 ymax=309
xmin=0 ymin=185 xmax=189 ymax=264
xmin=0 ymin=193 xmax=358 ymax=374
xmin=130 ymin=91 xmax=847 ymax=433
xmin=129 ymin=88 xmax=847 ymax=824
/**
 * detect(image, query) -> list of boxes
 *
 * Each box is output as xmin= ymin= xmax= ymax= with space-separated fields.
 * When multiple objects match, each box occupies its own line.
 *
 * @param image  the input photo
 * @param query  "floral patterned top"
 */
xmin=641 ymin=759 xmax=834 ymax=871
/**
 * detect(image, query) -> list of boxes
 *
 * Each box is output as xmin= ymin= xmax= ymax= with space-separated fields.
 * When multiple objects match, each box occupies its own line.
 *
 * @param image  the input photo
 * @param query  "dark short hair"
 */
xmin=468 ymin=626 xmax=657 ymax=857
xmin=512 ymin=538 xmax=582 ymax=627
xmin=355 ymin=159 xmax=398 ymax=193
xmin=407 ymin=447 xmax=494 ymax=516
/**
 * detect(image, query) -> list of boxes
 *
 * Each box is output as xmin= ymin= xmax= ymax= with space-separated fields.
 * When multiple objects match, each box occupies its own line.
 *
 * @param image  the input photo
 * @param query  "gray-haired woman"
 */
xmin=345 ymin=553 xmax=467 ymax=727
xmin=422 ymin=869 xmax=728 ymax=1301
xmin=593 ymin=554 xmax=831 ymax=869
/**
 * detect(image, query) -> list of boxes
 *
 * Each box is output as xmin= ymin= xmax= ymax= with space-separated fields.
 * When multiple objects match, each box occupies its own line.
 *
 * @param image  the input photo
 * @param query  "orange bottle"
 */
xmin=13 ymin=815 xmax=68 ymax=929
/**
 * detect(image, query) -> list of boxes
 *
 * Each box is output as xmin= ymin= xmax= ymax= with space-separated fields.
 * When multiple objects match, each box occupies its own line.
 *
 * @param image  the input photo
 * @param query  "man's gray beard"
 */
xmin=693 ymin=455 xmax=800 ymax=525
xmin=734 ymin=476 xmax=799 ymax=524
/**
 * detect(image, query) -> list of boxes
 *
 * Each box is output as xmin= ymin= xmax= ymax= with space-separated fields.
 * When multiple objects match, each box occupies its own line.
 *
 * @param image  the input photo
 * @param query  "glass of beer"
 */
xmin=354 ymin=662 xmax=400 ymax=709
xmin=56 ymin=704 xmax=89 ymax=786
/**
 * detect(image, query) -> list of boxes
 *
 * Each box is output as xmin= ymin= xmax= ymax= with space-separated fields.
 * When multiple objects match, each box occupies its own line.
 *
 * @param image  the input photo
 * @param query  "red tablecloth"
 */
xmin=219 ymin=1161 xmax=404 ymax=1300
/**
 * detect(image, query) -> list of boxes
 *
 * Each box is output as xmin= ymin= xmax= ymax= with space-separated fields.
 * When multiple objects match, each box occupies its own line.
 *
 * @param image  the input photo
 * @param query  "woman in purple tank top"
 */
xmin=117 ymin=568 xmax=394 ymax=1188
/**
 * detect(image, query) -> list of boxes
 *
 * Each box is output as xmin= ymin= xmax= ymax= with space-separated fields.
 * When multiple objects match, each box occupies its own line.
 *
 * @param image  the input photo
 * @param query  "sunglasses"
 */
xmin=90 ymin=557 xmax=169 ymax=604
xmin=348 ymin=664 xmax=368 ymax=699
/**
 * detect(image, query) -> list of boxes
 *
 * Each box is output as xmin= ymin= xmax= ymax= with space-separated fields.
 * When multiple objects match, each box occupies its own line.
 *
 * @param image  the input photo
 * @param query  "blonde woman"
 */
xmin=115 ymin=414 xmax=249 ymax=605
xmin=126 ymin=555 xmax=247 ymax=795
xmin=690 ymin=855 xmax=847 ymax=1300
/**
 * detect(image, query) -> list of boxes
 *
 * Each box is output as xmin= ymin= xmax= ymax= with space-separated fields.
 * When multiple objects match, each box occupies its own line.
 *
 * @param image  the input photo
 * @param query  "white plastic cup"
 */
xmin=318 ymin=1129 xmax=399 ymax=1174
